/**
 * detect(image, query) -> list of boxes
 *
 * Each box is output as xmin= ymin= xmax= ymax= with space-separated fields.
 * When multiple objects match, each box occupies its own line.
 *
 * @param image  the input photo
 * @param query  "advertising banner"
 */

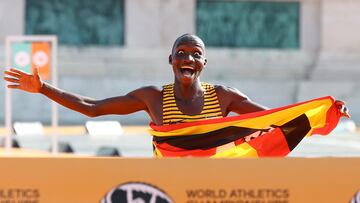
xmin=0 ymin=157 xmax=359 ymax=203
xmin=11 ymin=42 xmax=51 ymax=80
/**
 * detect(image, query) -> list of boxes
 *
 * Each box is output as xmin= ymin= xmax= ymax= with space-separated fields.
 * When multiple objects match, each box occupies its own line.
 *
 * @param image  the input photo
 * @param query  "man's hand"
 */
xmin=3 ymin=67 xmax=43 ymax=93
xmin=335 ymin=100 xmax=350 ymax=118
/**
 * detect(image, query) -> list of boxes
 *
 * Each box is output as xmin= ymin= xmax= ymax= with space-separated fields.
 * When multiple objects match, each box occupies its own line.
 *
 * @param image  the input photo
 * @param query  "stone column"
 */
xmin=125 ymin=0 xmax=195 ymax=48
xmin=301 ymin=0 xmax=321 ymax=52
xmin=0 ymin=0 xmax=25 ymax=67
xmin=0 ymin=0 xmax=25 ymax=44
xmin=313 ymin=0 xmax=360 ymax=80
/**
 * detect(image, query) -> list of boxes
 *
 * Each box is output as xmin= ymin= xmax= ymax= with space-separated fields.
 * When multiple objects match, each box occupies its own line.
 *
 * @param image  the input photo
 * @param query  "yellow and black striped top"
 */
xmin=162 ymin=83 xmax=223 ymax=125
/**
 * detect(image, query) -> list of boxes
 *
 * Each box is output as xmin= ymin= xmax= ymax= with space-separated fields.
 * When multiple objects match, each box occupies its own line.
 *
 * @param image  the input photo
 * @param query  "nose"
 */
xmin=183 ymin=53 xmax=195 ymax=62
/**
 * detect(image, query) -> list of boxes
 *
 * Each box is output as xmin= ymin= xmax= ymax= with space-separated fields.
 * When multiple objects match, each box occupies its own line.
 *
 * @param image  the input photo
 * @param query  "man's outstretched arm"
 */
xmin=3 ymin=67 xmax=149 ymax=117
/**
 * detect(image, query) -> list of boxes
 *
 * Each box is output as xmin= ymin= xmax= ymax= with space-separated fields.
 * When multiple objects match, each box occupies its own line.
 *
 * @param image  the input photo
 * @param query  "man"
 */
xmin=3 ymin=34 xmax=349 ymax=157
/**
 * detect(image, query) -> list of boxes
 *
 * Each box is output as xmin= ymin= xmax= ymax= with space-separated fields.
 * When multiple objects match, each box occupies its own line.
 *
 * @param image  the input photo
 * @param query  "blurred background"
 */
xmin=0 ymin=0 xmax=359 ymax=157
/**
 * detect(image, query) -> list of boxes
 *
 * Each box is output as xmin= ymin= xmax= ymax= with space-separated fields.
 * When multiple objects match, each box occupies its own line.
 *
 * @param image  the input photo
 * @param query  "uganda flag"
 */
xmin=149 ymin=96 xmax=343 ymax=158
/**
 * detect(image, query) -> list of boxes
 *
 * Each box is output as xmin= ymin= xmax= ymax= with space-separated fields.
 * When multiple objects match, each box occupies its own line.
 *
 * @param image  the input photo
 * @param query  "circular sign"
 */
xmin=14 ymin=51 xmax=30 ymax=67
xmin=101 ymin=182 xmax=173 ymax=203
xmin=32 ymin=51 xmax=49 ymax=67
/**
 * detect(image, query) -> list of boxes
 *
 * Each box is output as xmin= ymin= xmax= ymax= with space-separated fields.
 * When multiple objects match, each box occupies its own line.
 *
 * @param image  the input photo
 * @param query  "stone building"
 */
xmin=0 ymin=0 xmax=359 ymax=125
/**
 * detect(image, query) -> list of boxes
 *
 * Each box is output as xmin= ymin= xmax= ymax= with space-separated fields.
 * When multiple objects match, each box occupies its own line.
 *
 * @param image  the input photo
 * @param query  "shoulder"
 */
xmin=214 ymin=84 xmax=249 ymax=101
xmin=127 ymin=85 xmax=162 ymax=99
xmin=138 ymin=85 xmax=162 ymax=92
xmin=130 ymin=85 xmax=162 ymax=93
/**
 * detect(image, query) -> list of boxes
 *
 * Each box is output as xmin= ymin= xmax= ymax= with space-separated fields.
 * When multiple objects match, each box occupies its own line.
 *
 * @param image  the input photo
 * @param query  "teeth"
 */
xmin=181 ymin=66 xmax=194 ymax=70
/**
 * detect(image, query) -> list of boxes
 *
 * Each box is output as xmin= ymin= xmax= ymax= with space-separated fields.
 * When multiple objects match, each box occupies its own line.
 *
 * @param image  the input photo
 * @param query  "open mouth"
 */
xmin=180 ymin=66 xmax=195 ymax=77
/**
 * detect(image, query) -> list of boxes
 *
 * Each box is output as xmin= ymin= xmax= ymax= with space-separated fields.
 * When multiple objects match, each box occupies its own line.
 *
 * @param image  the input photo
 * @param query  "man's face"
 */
xmin=169 ymin=36 xmax=207 ymax=85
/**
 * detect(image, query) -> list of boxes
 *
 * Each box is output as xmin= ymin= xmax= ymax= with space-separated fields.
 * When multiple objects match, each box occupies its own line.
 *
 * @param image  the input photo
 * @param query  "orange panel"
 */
xmin=31 ymin=42 xmax=51 ymax=80
xmin=0 ymin=157 xmax=359 ymax=202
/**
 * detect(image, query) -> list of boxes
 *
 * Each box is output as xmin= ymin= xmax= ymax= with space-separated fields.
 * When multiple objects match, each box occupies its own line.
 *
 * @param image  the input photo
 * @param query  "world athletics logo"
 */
xmin=351 ymin=190 xmax=360 ymax=203
xmin=100 ymin=182 xmax=173 ymax=203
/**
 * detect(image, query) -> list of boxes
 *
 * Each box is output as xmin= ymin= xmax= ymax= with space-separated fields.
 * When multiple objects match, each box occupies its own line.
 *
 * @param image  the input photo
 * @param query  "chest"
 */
xmin=161 ymin=83 xmax=223 ymax=125
xmin=175 ymin=97 xmax=204 ymax=115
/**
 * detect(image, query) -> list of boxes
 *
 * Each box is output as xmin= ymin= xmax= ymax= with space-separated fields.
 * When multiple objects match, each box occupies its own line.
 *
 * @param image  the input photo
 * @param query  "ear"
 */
xmin=168 ymin=54 xmax=172 ymax=65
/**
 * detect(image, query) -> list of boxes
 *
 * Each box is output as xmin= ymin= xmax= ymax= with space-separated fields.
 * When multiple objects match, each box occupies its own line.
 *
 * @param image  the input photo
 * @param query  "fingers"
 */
xmin=4 ymin=70 xmax=21 ymax=79
xmin=335 ymin=100 xmax=350 ymax=118
xmin=33 ymin=66 xmax=39 ymax=75
xmin=3 ymin=68 xmax=27 ymax=81
xmin=4 ymin=70 xmax=21 ymax=86
xmin=9 ymin=68 xmax=27 ymax=75
xmin=4 ymin=75 xmax=21 ymax=90
xmin=341 ymin=106 xmax=351 ymax=118
xmin=7 ymin=84 xmax=20 ymax=89
xmin=4 ymin=69 xmax=24 ymax=90
xmin=3 ymin=76 xmax=19 ymax=83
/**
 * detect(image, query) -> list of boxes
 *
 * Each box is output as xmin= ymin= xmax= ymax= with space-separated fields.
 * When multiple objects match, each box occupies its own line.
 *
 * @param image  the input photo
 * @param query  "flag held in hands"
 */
xmin=149 ymin=96 xmax=343 ymax=158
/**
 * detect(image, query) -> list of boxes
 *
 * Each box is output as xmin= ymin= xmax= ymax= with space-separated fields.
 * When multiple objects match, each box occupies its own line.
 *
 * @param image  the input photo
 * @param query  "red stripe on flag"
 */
xmin=155 ymin=142 xmax=217 ymax=157
xmin=248 ymin=128 xmax=290 ymax=157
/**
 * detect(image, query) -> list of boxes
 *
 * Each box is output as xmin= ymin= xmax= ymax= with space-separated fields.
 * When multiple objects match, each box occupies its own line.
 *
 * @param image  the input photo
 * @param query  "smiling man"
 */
xmin=3 ymin=34 xmax=349 ymax=157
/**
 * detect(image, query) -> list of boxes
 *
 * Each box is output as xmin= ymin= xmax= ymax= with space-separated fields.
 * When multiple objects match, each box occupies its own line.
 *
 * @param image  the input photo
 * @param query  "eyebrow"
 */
xmin=175 ymin=45 xmax=204 ymax=52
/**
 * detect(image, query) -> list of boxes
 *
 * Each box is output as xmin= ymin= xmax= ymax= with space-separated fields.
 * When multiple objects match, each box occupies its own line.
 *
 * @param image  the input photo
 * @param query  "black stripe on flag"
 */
xmin=279 ymin=114 xmax=311 ymax=151
xmin=153 ymin=126 xmax=262 ymax=150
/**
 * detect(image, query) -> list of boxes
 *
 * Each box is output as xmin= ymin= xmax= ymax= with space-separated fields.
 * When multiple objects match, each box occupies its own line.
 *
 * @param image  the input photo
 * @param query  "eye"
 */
xmin=177 ymin=50 xmax=185 ymax=54
xmin=193 ymin=51 xmax=202 ymax=58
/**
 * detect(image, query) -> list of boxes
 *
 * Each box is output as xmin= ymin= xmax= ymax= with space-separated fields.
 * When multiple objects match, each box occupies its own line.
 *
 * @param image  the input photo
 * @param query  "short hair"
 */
xmin=171 ymin=34 xmax=205 ymax=53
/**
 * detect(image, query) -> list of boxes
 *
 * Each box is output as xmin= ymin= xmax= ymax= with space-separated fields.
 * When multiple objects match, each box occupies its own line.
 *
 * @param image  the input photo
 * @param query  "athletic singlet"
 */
xmin=162 ymin=83 xmax=223 ymax=125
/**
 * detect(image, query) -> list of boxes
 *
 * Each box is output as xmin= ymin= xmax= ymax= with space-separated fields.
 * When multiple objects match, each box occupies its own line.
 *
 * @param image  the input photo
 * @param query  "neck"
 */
xmin=174 ymin=80 xmax=203 ymax=101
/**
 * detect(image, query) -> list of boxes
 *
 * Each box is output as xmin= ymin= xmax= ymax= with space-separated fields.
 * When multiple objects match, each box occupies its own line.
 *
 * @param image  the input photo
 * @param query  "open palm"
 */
xmin=3 ymin=67 xmax=43 ymax=93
